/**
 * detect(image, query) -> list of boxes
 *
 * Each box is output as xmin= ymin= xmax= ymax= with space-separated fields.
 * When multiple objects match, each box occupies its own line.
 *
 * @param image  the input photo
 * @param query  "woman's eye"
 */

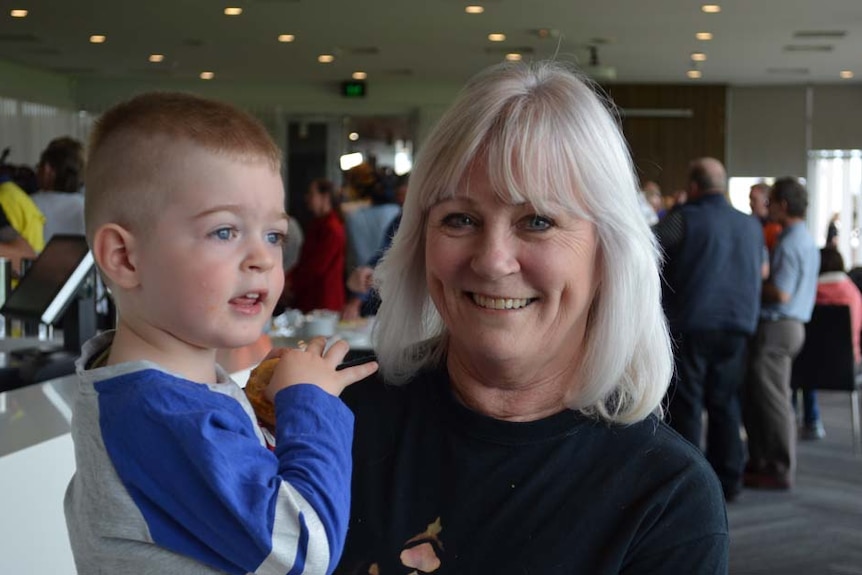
xmin=267 ymin=231 xmax=286 ymax=246
xmin=211 ymin=227 xmax=238 ymax=241
xmin=523 ymin=215 xmax=554 ymax=231
xmin=441 ymin=213 xmax=476 ymax=228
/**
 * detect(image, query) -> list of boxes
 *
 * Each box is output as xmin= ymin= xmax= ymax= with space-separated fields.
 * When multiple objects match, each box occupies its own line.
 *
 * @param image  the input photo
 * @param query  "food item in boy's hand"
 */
xmin=244 ymin=358 xmax=279 ymax=430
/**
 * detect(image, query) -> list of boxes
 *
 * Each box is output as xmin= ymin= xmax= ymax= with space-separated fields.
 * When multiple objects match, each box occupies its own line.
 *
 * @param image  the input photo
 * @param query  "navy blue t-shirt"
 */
xmin=338 ymin=367 xmax=729 ymax=574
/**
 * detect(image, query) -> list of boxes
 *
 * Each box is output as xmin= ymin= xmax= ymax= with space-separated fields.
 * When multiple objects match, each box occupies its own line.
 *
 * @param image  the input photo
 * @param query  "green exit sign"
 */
xmin=341 ymin=80 xmax=367 ymax=98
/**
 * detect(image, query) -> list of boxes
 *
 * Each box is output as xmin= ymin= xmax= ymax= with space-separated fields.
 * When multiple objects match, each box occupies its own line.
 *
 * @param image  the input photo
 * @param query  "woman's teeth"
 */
xmin=471 ymin=294 xmax=532 ymax=310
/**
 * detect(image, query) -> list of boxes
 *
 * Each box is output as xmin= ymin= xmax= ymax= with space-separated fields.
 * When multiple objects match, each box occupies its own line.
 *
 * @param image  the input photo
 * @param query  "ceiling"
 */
xmin=1 ymin=0 xmax=862 ymax=89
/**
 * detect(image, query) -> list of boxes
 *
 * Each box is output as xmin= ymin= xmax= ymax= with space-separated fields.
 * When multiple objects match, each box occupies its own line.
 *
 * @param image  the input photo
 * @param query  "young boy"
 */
xmin=63 ymin=92 xmax=377 ymax=575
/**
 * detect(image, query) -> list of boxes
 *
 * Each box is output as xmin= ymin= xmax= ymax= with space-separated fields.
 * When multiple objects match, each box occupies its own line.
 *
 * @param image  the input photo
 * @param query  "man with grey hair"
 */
xmin=655 ymin=157 xmax=766 ymax=502
xmin=743 ymin=177 xmax=819 ymax=491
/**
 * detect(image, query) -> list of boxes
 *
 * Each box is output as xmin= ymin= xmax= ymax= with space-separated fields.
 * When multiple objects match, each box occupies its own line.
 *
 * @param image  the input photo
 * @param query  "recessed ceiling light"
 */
xmin=465 ymin=5 xmax=484 ymax=14
xmin=696 ymin=32 xmax=713 ymax=40
xmin=224 ymin=7 xmax=242 ymax=16
xmin=200 ymin=71 xmax=214 ymax=80
xmin=691 ymin=52 xmax=707 ymax=62
xmin=505 ymin=53 xmax=522 ymax=62
xmin=277 ymin=34 xmax=295 ymax=43
xmin=89 ymin=35 xmax=106 ymax=44
xmin=840 ymin=70 xmax=854 ymax=79
xmin=348 ymin=132 xmax=359 ymax=141
xmin=318 ymin=54 xmax=335 ymax=63
xmin=488 ymin=33 xmax=506 ymax=42
xmin=687 ymin=70 xmax=703 ymax=79
xmin=352 ymin=71 xmax=367 ymax=80
xmin=701 ymin=4 xmax=721 ymax=13
xmin=148 ymin=54 xmax=165 ymax=63
xmin=10 ymin=9 xmax=27 ymax=17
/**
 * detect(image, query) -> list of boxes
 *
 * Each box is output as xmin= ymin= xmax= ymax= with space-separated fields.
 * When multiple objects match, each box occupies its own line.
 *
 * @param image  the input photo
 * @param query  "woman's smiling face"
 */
xmin=425 ymin=160 xmax=600 ymax=372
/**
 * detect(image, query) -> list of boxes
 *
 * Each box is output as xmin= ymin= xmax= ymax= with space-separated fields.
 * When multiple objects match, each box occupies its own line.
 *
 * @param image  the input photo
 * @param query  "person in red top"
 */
xmin=817 ymin=248 xmax=862 ymax=363
xmin=797 ymin=246 xmax=862 ymax=440
xmin=286 ymin=178 xmax=346 ymax=313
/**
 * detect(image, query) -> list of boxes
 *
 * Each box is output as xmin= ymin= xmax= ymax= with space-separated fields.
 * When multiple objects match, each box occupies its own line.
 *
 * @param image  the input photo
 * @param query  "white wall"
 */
xmin=726 ymin=85 xmax=809 ymax=179
xmin=0 ymin=60 xmax=76 ymax=109
xmin=0 ymin=57 xmax=463 ymax=167
xmin=811 ymin=86 xmax=862 ymax=151
xmin=0 ymin=98 xmax=95 ymax=167
xmin=727 ymin=84 xmax=862 ymax=179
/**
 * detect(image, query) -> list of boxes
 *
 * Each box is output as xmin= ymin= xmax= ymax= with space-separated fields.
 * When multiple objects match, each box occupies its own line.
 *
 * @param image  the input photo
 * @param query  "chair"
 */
xmin=791 ymin=304 xmax=862 ymax=453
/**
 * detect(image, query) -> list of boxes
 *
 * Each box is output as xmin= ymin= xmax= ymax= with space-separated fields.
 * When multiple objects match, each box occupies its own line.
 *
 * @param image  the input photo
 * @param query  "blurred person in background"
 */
xmin=342 ymin=173 xmax=409 ymax=320
xmin=750 ymin=182 xmax=782 ymax=253
xmin=743 ymin=178 xmax=819 ymax=491
xmin=0 ymin=163 xmax=44 ymax=254
xmin=31 ymin=136 xmax=86 ymax=242
xmin=794 ymin=246 xmax=862 ymax=440
xmin=284 ymin=178 xmax=346 ymax=313
xmin=342 ymin=163 xmax=401 ymax=276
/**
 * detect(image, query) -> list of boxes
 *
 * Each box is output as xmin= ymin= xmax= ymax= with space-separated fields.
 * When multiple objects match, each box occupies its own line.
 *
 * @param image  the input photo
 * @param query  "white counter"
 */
xmin=0 ymin=375 xmax=77 ymax=574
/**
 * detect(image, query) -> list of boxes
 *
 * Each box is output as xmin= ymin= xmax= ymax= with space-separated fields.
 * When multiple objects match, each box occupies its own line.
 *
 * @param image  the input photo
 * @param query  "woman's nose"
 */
xmin=470 ymin=230 xmax=520 ymax=279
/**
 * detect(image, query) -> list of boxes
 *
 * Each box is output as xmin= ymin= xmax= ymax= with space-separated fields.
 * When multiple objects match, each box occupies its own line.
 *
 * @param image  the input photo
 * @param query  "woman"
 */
xmin=337 ymin=61 xmax=727 ymax=574
xmin=797 ymin=246 xmax=862 ymax=440
xmin=285 ymin=178 xmax=346 ymax=313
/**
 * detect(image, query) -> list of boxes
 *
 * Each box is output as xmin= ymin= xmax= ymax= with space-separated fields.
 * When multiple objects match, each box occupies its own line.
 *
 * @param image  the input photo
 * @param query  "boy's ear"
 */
xmin=92 ymin=223 xmax=140 ymax=289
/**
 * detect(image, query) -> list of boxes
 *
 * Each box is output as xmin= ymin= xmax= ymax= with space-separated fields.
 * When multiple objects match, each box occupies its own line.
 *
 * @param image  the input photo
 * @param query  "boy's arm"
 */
xmin=97 ymin=373 xmax=357 ymax=575
xmin=271 ymin=386 xmax=354 ymax=573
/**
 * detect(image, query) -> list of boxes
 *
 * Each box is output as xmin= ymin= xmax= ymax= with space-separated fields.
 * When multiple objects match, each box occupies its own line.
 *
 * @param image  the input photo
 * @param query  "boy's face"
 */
xmin=131 ymin=146 xmax=287 ymax=351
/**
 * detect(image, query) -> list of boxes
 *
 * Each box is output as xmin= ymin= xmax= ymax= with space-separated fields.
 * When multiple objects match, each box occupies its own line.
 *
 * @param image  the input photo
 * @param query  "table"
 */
xmin=0 ymin=336 xmax=76 ymax=393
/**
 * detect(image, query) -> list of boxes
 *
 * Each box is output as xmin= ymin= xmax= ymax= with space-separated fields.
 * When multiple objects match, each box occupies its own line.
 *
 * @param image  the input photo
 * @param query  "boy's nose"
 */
xmin=244 ymin=239 xmax=277 ymax=272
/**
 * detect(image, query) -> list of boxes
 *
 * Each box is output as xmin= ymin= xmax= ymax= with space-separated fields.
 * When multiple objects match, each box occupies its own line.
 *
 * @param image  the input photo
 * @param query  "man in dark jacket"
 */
xmin=655 ymin=157 xmax=766 ymax=502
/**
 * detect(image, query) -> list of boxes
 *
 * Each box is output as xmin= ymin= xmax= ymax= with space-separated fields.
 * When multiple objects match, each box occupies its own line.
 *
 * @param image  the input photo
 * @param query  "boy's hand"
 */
xmin=264 ymin=337 xmax=378 ymax=399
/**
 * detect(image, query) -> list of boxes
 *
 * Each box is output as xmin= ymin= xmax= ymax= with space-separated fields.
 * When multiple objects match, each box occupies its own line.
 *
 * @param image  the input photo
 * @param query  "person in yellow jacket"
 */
xmin=0 ymin=176 xmax=45 ymax=253
xmin=0 ymin=200 xmax=37 ymax=273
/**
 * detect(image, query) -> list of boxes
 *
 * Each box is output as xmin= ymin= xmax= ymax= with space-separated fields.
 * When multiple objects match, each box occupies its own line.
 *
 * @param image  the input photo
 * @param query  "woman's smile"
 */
xmin=469 ymin=293 xmax=537 ymax=310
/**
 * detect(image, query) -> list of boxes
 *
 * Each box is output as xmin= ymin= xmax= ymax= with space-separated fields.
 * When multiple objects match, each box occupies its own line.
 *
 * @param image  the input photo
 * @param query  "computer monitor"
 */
xmin=1 ymin=234 xmax=94 ymax=326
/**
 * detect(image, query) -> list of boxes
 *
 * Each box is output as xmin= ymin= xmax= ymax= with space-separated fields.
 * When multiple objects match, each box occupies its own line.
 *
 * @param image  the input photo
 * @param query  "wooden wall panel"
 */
xmin=602 ymin=84 xmax=727 ymax=196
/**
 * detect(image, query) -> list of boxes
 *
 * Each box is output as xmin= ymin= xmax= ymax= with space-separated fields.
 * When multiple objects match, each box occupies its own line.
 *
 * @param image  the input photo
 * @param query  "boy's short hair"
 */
xmin=84 ymin=92 xmax=281 ymax=244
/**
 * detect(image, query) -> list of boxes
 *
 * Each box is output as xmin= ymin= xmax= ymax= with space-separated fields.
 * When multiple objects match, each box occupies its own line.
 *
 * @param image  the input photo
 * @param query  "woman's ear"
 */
xmin=92 ymin=223 xmax=140 ymax=289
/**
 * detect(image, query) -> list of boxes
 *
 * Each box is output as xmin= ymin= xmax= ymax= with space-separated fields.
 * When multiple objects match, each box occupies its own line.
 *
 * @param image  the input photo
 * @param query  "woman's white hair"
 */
xmin=373 ymin=60 xmax=673 ymax=424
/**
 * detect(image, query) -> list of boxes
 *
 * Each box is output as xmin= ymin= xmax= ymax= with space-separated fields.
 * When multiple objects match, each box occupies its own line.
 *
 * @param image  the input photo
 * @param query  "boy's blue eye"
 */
xmin=212 ymin=227 xmax=236 ymax=240
xmin=267 ymin=231 xmax=286 ymax=246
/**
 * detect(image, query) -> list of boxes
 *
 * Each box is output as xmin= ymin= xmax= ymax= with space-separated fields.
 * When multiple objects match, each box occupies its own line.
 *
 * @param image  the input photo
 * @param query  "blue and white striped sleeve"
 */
xmin=97 ymin=372 xmax=353 ymax=575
